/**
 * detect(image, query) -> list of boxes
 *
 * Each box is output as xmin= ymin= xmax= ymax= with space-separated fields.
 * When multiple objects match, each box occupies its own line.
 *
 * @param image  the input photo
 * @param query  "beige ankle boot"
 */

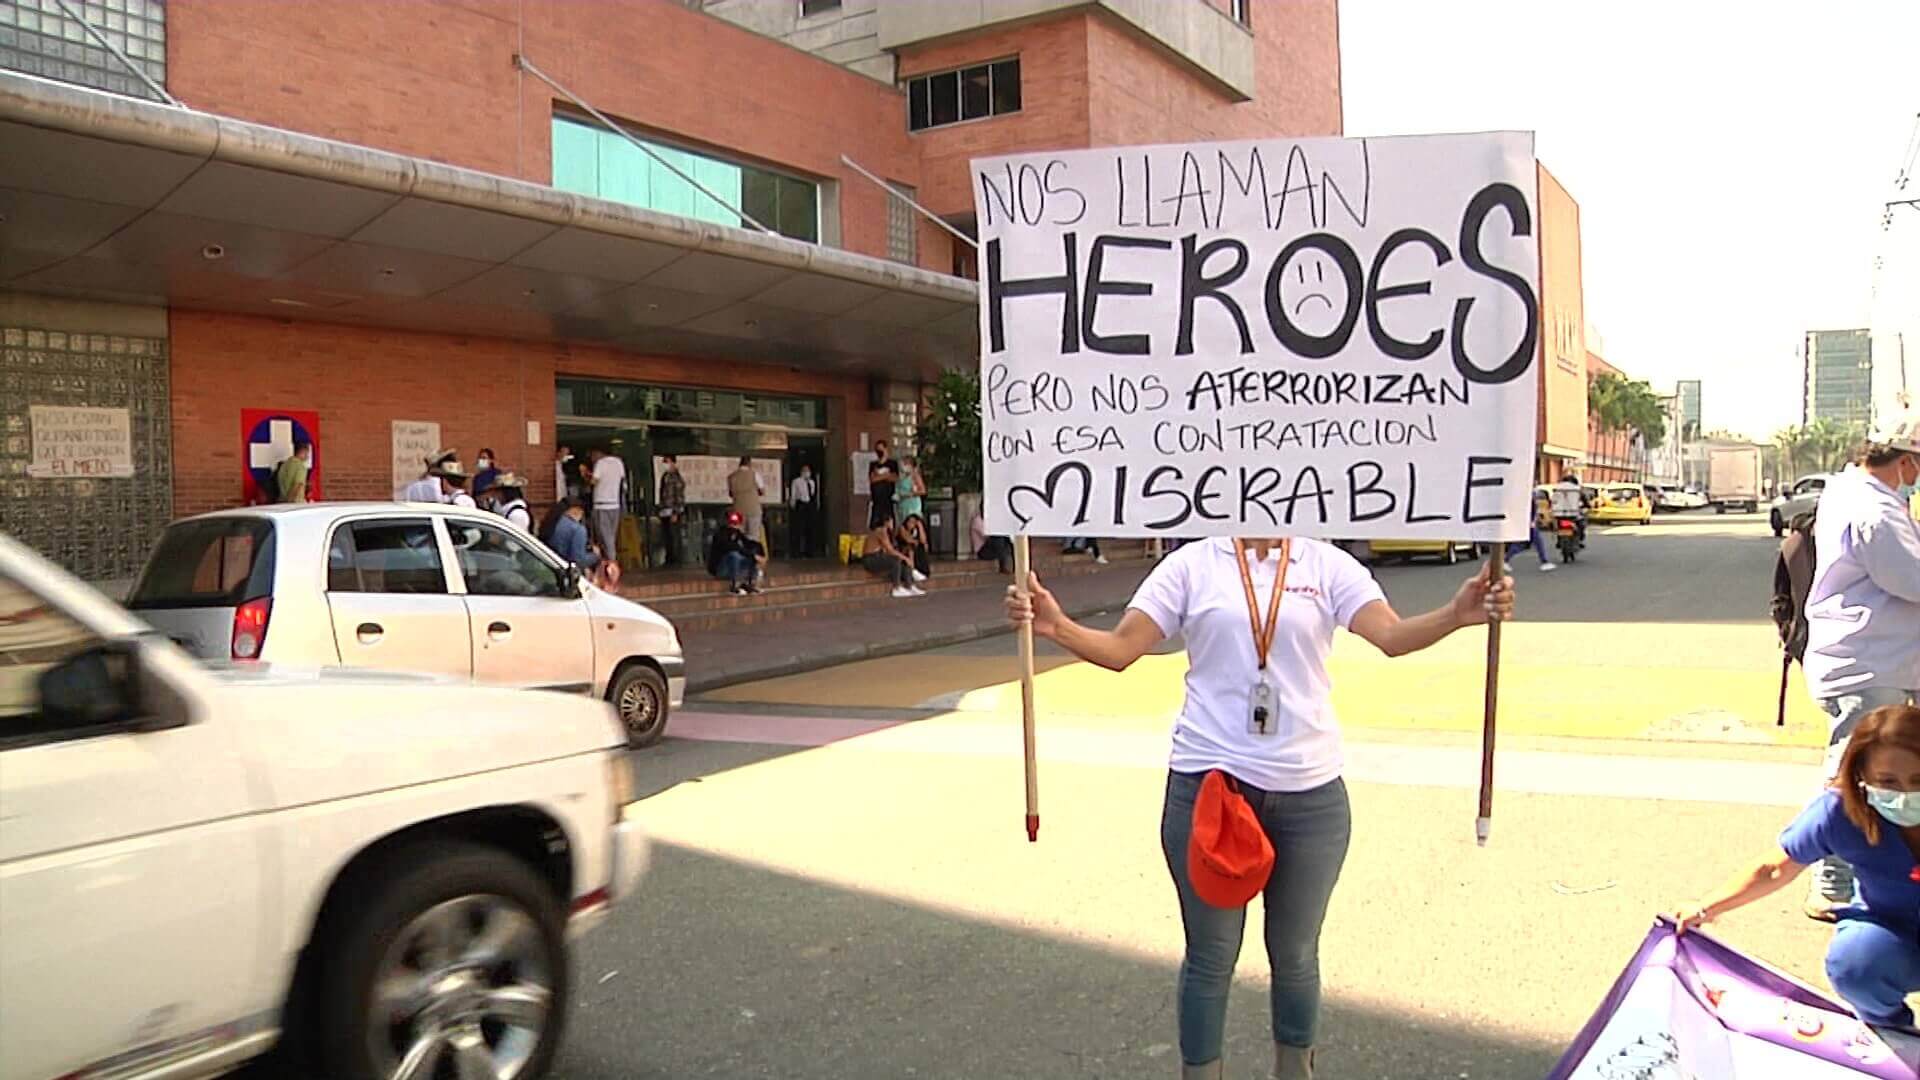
xmin=1272 ymin=1042 xmax=1314 ymax=1079
xmin=1180 ymin=1059 xmax=1223 ymax=1080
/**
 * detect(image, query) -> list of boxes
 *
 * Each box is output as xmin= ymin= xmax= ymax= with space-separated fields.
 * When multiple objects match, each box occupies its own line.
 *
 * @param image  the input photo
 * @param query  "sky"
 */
xmin=1340 ymin=1 xmax=1920 ymax=441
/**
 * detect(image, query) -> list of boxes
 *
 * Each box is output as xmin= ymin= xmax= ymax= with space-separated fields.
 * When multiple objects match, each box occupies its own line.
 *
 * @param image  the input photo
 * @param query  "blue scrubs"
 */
xmin=1781 ymin=791 xmax=1920 ymax=1026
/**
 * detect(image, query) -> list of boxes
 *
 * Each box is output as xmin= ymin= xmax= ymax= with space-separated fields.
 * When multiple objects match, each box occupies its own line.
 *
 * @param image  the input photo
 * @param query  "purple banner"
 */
xmin=1548 ymin=919 xmax=1915 ymax=1079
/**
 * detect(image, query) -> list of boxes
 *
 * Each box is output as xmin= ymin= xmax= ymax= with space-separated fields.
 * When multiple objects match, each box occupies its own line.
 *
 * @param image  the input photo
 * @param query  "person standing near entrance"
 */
xmin=728 ymin=455 xmax=764 ymax=550
xmin=788 ymin=464 xmax=818 ymax=558
xmin=657 ymin=454 xmax=687 ymax=567
xmin=1799 ymin=416 xmax=1920 ymax=919
xmin=491 ymin=473 xmax=532 ymax=532
xmin=589 ymin=447 xmax=627 ymax=570
xmin=273 ymin=439 xmax=313 ymax=504
xmin=868 ymin=440 xmax=899 ymax=529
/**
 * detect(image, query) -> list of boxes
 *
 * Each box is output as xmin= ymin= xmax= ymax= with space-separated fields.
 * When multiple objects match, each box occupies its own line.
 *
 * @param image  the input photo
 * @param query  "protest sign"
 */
xmin=653 ymin=455 xmax=782 ymax=505
xmin=1550 ymin=920 xmax=1913 ymax=1079
xmin=973 ymin=132 xmax=1541 ymax=540
xmin=28 ymin=406 xmax=133 ymax=479
xmin=391 ymin=420 xmax=440 ymax=495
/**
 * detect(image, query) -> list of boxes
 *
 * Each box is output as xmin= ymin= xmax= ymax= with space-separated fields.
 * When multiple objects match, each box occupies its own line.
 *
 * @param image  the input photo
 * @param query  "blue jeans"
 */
xmin=1507 ymin=526 xmax=1553 ymax=565
xmin=714 ymin=550 xmax=751 ymax=587
xmin=1159 ymin=771 xmax=1352 ymax=1065
xmin=1828 ymin=918 xmax=1920 ymax=1027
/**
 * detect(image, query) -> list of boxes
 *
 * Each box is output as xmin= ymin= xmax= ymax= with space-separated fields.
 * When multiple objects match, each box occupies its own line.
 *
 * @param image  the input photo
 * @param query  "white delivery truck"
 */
xmin=1708 ymin=446 xmax=1764 ymax=514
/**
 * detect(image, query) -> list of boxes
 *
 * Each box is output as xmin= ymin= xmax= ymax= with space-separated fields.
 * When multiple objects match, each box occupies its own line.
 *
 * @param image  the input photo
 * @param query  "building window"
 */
xmin=886 ymin=182 xmax=917 ymax=265
xmin=0 ymin=0 xmax=168 ymax=102
xmin=799 ymin=0 xmax=840 ymax=15
xmin=1230 ymin=0 xmax=1250 ymax=27
xmin=551 ymin=115 xmax=820 ymax=244
xmin=906 ymin=57 xmax=1020 ymax=132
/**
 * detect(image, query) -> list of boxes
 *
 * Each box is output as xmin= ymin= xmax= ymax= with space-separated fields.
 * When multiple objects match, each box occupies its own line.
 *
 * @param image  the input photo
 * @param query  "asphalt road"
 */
xmin=555 ymin=513 xmax=1886 ymax=1079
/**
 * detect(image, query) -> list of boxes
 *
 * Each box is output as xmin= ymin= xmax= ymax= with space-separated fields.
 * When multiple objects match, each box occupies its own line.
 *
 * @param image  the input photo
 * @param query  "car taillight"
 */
xmin=232 ymin=596 xmax=271 ymax=660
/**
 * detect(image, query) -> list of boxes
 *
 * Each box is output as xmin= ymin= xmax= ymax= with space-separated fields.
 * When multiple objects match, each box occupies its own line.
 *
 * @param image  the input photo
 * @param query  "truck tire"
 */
xmin=608 ymin=663 xmax=670 ymax=748
xmin=309 ymin=844 xmax=569 ymax=1080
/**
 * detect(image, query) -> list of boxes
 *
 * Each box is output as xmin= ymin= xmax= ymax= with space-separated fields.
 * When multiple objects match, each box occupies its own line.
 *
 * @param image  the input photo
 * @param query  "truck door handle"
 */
xmin=356 ymin=622 xmax=383 ymax=645
xmin=487 ymin=621 xmax=512 ymax=640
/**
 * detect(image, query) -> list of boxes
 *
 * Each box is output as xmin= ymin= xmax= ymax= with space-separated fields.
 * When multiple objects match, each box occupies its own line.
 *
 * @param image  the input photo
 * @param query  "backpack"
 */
xmin=1768 ymin=509 xmax=1818 ymax=725
xmin=255 ymin=463 xmax=281 ymax=504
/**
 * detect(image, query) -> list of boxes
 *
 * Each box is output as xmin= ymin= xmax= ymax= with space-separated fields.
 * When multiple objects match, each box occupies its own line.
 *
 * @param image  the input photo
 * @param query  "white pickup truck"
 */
xmin=0 ymin=532 xmax=647 ymax=1080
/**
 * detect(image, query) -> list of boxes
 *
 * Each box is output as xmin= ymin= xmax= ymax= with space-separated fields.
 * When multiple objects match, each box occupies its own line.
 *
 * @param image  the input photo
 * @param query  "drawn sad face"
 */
xmin=1273 ymin=240 xmax=1360 ymax=342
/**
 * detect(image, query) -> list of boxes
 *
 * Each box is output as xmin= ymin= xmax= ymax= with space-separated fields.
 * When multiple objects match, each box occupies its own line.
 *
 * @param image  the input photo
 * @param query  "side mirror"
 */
xmin=37 ymin=641 xmax=143 ymax=731
xmin=563 ymin=563 xmax=584 ymax=597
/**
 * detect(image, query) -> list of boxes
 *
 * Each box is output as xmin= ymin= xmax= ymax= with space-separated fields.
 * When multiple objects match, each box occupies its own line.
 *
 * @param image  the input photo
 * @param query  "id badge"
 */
xmin=1249 ymin=679 xmax=1275 ymax=736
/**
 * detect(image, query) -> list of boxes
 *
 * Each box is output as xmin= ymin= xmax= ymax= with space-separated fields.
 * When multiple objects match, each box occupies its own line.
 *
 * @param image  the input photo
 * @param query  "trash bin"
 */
xmin=925 ymin=497 xmax=958 ymax=556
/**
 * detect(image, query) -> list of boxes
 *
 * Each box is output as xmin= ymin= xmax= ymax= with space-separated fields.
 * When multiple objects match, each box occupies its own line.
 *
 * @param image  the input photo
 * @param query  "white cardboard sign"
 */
xmin=391 ymin=420 xmax=440 ymax=494
xmin=28 ymin=406 xmax=133 ymax=479
xmin=654 ymin=455 xmax=783 ymax=505
xmin=972 ymin=132 xmax=1542 ymax=540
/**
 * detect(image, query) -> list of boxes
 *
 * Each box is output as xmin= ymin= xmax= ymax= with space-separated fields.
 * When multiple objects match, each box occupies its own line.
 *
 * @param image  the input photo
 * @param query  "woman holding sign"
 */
xmin=1007 ymin=540 xmax=1513 ymax=1079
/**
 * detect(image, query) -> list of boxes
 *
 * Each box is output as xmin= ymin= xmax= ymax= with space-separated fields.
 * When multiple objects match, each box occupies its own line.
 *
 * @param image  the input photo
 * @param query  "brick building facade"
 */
xmin=2 ymin=0 xmax=1342 ymax=579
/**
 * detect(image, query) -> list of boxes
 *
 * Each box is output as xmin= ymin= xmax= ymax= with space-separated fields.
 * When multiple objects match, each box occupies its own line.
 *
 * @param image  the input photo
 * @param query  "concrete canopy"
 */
xmin=0 ymin=73 xmax=979 ymax=380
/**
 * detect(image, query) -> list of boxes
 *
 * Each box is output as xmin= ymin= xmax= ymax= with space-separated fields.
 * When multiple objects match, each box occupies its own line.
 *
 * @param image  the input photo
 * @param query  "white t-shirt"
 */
xmin=592 ymin=456 xmax=626 ymax=508
xmin=398 ymin=476 xmax=443 ymax=503
xmin=1127 ymin=537 xmax=1386 ymax=792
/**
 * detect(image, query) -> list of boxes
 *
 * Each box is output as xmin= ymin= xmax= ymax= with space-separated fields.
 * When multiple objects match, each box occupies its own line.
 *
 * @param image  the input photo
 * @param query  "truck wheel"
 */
xmin=1715 ymin=503 xmax=1726 ymax=515
xmin=311 ymin=845 xmax=569 ymax=1080
xmin=609 ymin=664 xmax=670 ymax=748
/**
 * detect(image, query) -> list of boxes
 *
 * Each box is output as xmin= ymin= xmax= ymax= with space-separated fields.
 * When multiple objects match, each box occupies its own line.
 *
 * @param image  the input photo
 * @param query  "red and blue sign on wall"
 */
xmin=240 ymin=408 xmax=322 ymax=503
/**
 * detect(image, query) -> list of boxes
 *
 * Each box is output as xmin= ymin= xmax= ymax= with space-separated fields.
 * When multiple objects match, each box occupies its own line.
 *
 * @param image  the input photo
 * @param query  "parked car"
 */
xmin=0 ymin=530 xmax=647 ymax=1080
xmin=1770 ymin=474 xmax=1835 ymax=536
xmin=1366 ymin=538 xmax=1478 ymax=565
xmin=128 ymin=504 xmax=685 ymax=746
xmin=1644 ymin=483 xmax=1705 ymax=512
xmin=1586 ymin=483 xmax=1655 ymax=525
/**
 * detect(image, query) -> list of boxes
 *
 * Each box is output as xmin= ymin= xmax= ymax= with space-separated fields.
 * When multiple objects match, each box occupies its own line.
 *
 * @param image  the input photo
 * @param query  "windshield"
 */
xmin=128 ymin=518 xmax=276 ymax=609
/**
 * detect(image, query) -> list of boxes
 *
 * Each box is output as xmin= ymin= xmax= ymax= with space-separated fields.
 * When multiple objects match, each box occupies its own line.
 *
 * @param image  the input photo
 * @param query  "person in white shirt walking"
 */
xmin=491 ymin=472 xmax=532 ymax=532
xmin=1800 ymin=415 xmax=1920 ymax=918
xmin=1006 ymin=539 xmax=1513 ymax=1079
xmin=788 ymin=464 xmax=819 ymax=558
xmin=587 ymin=448 xmax=627 ymax=570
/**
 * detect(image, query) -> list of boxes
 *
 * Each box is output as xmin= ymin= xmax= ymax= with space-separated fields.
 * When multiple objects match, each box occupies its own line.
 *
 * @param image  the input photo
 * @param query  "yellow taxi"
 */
xmin=1366 ymin=537 xmax=1479 ymax=565
xmin=1585 ymin=482 xmax=1654 ymax=525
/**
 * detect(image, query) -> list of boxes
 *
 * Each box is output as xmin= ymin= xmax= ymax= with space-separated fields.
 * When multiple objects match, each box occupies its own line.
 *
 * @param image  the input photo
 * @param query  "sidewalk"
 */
xmin=679 ymin=559 xmax=1152 ymax=693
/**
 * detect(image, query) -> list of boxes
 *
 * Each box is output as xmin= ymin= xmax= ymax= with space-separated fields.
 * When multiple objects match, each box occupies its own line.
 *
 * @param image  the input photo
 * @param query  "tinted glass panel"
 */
xmin=449 ymin=522 xmax=565 ymax=597
xmin=928 ymin=71 xmax=959 ymax=127
xmin=550 ymin=117 xmax=817 ymax=243
xmin=992 ymin=58 xmax=1022 ymax=114
xmin=909 ymin=76 xmax=929 ymax=131
xmin=129 ymin=518 xmax=275 ymax=609
xmin=960 ymin=64 xmax=992 ymax=121
xmin=777 ymin=175 xmax=819 ymax=242
xmin=330 ymin=521 xmax=447 ymax=595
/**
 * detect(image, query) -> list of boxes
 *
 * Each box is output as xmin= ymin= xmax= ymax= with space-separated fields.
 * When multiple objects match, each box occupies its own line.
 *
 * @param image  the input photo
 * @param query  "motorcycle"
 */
xmin=1555 ymin=517 xmax=1583 ymax=563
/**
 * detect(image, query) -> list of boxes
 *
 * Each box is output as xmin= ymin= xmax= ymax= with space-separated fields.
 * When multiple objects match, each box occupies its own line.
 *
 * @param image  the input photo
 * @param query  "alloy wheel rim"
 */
xmin=369 ymin=894 xmax=553 ymax=1080
xmin=617 ymin=679 xmax=661 ymax=737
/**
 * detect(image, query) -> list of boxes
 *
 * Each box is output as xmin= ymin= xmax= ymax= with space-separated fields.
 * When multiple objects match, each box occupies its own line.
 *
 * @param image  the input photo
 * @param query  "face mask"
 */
xmin=1863 ymin=784 xmax=1920 ymax=828
xmin=477 ymin=458 xmax=491 ymax=469
xmin=1897 ymin=459 xmax=1918 ymax=502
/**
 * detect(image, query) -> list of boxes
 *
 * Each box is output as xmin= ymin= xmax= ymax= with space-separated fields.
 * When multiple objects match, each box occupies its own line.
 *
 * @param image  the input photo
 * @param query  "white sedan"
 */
xmin=129 ymin=503 xmax=685 ymax=745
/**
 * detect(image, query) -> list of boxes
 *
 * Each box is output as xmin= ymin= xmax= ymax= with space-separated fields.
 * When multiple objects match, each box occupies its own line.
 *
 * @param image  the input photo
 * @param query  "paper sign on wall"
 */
xmin=392 ymin=420 xmax=441 ymax=495
xmin=972 ymin=131 xmax=1542 ymax=540
xmin=28 ymin=406 xmax=134 ymax=478
xmin=653 ymin=455 xmax=784 ymax=505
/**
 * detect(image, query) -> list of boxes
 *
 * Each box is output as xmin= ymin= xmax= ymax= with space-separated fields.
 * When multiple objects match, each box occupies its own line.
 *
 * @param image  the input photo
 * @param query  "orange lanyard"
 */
xmin=1233 ymin=538 xmax=1292 ymax=671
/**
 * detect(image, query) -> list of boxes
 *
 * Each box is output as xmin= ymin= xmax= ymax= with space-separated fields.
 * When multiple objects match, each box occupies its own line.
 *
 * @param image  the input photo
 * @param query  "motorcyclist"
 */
xmin=1549 ymin=472 xmax=1592 ymax=547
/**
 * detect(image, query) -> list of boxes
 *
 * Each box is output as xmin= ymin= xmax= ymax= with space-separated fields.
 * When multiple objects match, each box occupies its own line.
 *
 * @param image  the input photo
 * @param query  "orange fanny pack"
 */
xmin=1187 ymin=770 xmax=1274 ymax=908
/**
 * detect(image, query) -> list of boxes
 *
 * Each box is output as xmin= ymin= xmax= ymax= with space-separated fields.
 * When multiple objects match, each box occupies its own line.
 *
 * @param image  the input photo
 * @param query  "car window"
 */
xmin=448 ymin=521 xmax=566 ymax=598
xmin=328 ymin=520 xmax=448 ymax=594
xmin=0 ymin=573 xmax=108 ymax=748
xmin=129 ymin=518 xmax=275 ymax=610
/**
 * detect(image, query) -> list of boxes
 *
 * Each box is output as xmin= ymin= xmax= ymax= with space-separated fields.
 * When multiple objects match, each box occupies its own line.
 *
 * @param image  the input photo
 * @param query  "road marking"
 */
xmin=672 ymin=709 xmax=1819 ymax=809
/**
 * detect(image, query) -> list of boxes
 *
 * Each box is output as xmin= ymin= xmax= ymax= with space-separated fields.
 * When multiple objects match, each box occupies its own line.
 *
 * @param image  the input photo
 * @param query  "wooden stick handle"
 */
xmin=1477 ymin=543 xmax=1505 ymax=847
xmin=1015 ymin=534 xmax=1039 ymax=842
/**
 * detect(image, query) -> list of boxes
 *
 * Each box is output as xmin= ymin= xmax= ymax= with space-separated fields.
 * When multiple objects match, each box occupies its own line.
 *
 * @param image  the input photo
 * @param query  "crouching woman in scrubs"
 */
xmin=1673 ymin=704 xmax=1920 ymax=1030
xmin=1006 ymin=538 xmax=1514 ymax=1079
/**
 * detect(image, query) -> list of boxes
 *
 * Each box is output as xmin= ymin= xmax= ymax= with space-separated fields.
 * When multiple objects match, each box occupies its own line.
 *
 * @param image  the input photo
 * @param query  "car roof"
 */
xmin=168 ymin=502 xmax=518 ymax=537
